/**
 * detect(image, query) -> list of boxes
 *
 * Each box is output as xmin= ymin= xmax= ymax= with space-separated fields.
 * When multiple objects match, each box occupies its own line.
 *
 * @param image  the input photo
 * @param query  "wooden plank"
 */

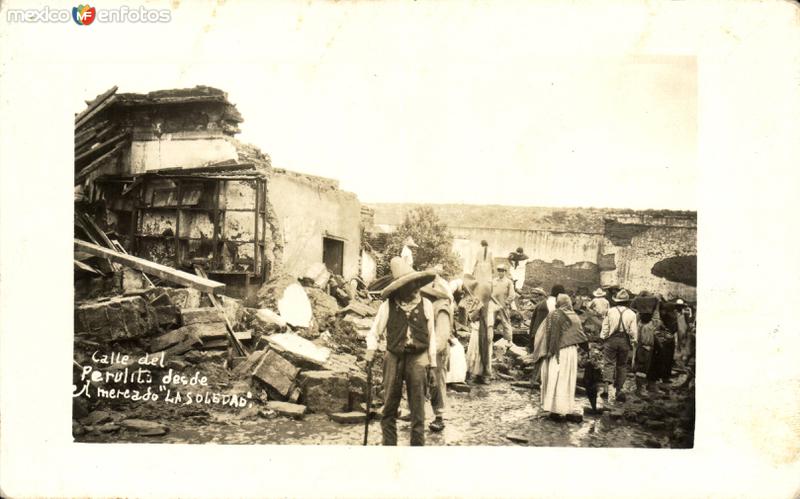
xmin=75 ymin=239 xmax=225 ymax=294
xmin=75 ymin=131 xmax=128 ymax=166
xmin=74 ymin=86 xmax=118 ymax=125
xmin=75 ymin=141 xmax=126 ymax=182
xmin=75 ymin=94 xmax=118 ymax=131
xmin=194 ymin=265 xmax=247 ymax=356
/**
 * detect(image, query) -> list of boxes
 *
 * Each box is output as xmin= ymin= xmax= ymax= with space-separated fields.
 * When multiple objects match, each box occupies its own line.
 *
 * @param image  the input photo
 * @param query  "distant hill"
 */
xmin=367 ymin=203 xmax=696 ymax=234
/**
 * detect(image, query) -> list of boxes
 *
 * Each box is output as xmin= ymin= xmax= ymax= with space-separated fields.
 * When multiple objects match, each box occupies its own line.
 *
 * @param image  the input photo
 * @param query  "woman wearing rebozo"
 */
xmin=539 ymin=293 xmax=588 ymax=417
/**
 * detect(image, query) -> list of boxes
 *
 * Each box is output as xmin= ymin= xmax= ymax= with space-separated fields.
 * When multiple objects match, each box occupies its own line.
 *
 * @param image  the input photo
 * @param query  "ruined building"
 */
xmin=368 ymin=204 xmax=697 ymax=301
xmin=74 ymin=86 xmax=362 ymax=297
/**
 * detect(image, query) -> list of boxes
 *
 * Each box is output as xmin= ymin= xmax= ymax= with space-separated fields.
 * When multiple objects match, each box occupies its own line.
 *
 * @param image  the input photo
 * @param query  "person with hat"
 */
xmin=588 ymin=288 xmax=610 ymax=318
xmin=419 ymin=274 xmax=455 ymax=433
xmin=507 ymin=247 xmax=529 ymax=291
xmin=365 ymin=257 xmax=438 ymax=446
xmin=600 ymin=289 xmax=639 ymax=402
xmin=463 ymin=276 xmax=498 ymax=384
xmin=492 ymin=263 xmax=516 ymax=342
xmin=400 ymin=236 xmax=419 ymax=268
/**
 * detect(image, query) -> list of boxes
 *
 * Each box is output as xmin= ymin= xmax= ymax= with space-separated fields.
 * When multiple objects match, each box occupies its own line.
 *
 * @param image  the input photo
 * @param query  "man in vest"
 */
xmin=365 ymin=257 xmax=438 ymax=446
xmin=600 ymin=289 xmax=639 ymax=403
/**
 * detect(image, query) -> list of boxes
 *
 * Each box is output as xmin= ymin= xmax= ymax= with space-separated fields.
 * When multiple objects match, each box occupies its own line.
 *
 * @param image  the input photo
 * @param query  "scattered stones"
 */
xmin=337 ymin=301 xmax=377 ymax=318
xmin=329 ymin=411 xmax=367 ymax=424
xmin=266 ymin=401 xmax=307 ymax=419
xmin=253 ymin=308 xmax=287 ymax=331
xmin=181 ymin=307 xmax=224 ymax=325
xmin=299 ymin=370 xmax=350 ymax=414
xmin=266 ymin=332 xmax=331 ymax=368
xmin=120 ymin=419 xmax=166 ymax=433
xmin=92 ymin=423 xmax=121 ymax=433
xmin=644 ymin=420 xmax=666 ymax=430
xmin=277 ymin=283 xmax=313 ymax=328
xmin=506 ymin=432 xmax=530 ymax=443
xmin=74 ymin=295 xmax=158 ymax=341
xmin=139 ymin=427 xmax=167 ymax=437
xmin=80 ymin=410 xmax=112 ymax=426
xmin=233 ymin=349 xmax=267 ymax=377
xmin=252 ymin=350 xmax=300 ymax=398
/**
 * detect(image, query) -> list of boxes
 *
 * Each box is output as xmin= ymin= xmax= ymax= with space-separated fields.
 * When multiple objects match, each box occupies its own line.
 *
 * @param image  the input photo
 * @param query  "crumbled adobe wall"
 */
xmin=450 ymin=227 xmax=602 ymax=274
xmin=268 ymin=171 xmax=362 ymax=279
xmin=112 ymin=101 xmax=242 ymax=174
xmin=524 ymin=259 xmax=600 ymax=293
xmin=600 ymin=223 xmax=697 ymax=300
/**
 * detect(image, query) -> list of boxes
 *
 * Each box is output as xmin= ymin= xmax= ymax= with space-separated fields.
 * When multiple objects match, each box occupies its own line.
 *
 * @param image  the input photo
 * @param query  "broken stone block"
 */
xmin=299 ymin=370 xmax=350 ymax=414
xmin=493 ymin=338 xmax=511 ymax=358
xmin=92 ymin=423 xmax=121 ymax=433
xmin=252 ymin=350 xmax=300 ymax=398
xmin=277 ymin=283 xmax=313 ymax=328
xmin=80 ymin=410 xmax=112 ymax=426
xmin=75 ymin=295 xmax=158 ymax=341
xmin=329 ymin=411 xmax=366 ymax=424
xmin=304 ymin=286 xmax=340 ymax=331
xmin=266 ymin=401 xmax=307 ymax=419
xmin=181 ymin=307 xmax=224 ymax=325
xmin=304 ymin=262 xmax=331 ymax=288
xmin=644 ymin=419 xmax=666 ymax=430
xmin=164 ymin=332 xmax=202 ymax=356
xmin=510 ymin=381 xmax=533 ymax=389
xmin=122 ymin=268 xmax=147 ymax=293
xmin=254 ymin=308 xmax=287 ymax=330
xmin=163 ymin=288 xmax=202 ymax=309
xmin=138 ymin=427 xmax=167 ymax=437
xmin=150 ymin=328 xmax=190 ymax=352
xmin=265 ymin=332 xmax=331 ymax=368
xmin=233 ymin=350 xmax=267 ymax=377
xmin=120 ymin=419 xmax=166 ymax=432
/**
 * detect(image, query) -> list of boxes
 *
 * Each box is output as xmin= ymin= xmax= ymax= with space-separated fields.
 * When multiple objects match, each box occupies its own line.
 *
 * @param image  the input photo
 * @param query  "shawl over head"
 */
xmin=544 ymin=294 xmax=588 ymax=358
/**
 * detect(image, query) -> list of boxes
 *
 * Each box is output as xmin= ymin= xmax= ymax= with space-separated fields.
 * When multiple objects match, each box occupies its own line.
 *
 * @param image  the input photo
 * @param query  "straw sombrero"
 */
xmin=420 ymin=276 xmax=451 ymax=301
xmin=403 ymin=237 xmax=419 ymax=248
xmin=381 ymin=257 xmax=436 ymax=299
xmin=612 ymin=289 xmax=632 ymax=302
xmin=592 ymin=287 xmax=606 ymax=298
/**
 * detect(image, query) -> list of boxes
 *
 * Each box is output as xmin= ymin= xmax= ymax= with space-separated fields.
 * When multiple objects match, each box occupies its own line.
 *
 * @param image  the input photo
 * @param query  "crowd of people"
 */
xmin=365 ymin=240 xmax=696 ymax=445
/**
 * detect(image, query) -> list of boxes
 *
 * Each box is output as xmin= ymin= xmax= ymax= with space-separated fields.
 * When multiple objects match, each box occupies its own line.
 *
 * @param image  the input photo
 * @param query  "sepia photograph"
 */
xmin=2 ymin=1 xmax=799 ymax=497
xmin=71 ymin=57 xmax=696 ymax=448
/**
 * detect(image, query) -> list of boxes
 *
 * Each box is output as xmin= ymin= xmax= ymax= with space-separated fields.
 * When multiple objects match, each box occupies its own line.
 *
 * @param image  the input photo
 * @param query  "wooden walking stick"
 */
xmin=363 ymin=358 xmax=375 ymax=446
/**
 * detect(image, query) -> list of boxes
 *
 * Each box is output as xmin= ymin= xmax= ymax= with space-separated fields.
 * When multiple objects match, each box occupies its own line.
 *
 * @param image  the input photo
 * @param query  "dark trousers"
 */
xmin=648 ymin=335 xmax=675 ymax=382
xmin=381 ymin=350 xmax=428 ymax=446
xmin=430 ymin=349 xmax=449 ymax=417
xmin=602 ymin=333 xmax=631 ymax=391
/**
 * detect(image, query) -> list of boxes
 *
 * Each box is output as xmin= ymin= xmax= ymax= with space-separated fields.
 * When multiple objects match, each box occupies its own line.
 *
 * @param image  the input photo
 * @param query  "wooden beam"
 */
xmin=75 ymin=141 xmax=126 ymax=183
xmin=75 ymin=86 xmax=118 ymax=128
xmin=75 ymin=131 xmax=128 ymax=166
xmin=75 ymin=239 xmax=225 ymax=294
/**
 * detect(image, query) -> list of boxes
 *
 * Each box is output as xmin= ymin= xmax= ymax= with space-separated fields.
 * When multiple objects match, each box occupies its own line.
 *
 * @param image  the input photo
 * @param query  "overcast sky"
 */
xmin=61 ymin=1 xmax=696 ymax=210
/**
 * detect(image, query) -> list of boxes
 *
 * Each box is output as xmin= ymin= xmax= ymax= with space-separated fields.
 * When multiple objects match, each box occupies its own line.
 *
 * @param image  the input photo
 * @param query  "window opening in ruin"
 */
xmin=322 ymin=237 xmax=344 ymax=276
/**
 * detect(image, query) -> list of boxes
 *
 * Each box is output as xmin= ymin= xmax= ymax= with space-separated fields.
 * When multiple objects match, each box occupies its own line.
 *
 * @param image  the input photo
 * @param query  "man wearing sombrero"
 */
xmin=366 ymin=257 xmax=438 ymax=446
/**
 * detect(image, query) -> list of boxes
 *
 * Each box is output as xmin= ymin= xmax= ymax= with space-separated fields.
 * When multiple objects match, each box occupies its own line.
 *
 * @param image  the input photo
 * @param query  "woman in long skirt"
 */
xmin=465 ymin=283 xmax=497 ymax=384
xmin=539 ymin=294 xmax=588 ymax=416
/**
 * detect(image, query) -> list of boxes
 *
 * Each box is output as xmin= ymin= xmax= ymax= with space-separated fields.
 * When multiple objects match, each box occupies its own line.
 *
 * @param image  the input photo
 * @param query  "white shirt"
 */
xmin=601 ymin=305 xmax=639 ymax=342
xmin=366 ymin=297 xmax=437 ymax=367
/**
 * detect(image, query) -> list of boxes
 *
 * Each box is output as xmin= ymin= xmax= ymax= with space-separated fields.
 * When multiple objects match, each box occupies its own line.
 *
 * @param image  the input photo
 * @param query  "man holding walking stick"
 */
xmin=365 ymin=257 xmax=437 ymax=446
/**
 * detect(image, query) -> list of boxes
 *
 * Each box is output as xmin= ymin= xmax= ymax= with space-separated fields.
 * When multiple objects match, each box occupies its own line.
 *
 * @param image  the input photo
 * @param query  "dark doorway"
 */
xmin=322 ymin=237 xmax=344 ymax=276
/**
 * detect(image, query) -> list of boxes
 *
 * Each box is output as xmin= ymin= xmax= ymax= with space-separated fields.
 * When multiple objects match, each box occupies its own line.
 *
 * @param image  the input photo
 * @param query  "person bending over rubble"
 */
xmin=420 ymin=273 xmax=456 ymax=432
xmin=365 ymin=257 xmax=437 ymax=446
